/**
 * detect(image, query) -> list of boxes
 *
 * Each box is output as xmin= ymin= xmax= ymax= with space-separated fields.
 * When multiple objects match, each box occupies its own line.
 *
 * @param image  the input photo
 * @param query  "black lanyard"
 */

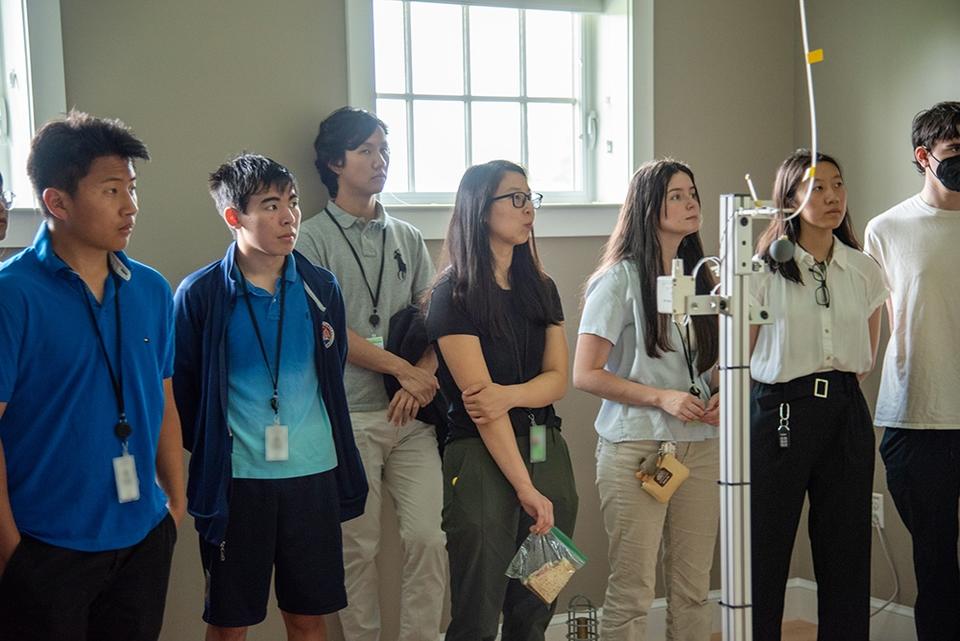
xmin=674 ymin=321 xmax=702 ymax=399
xmin=236 ymin=259 xmax=287 ymax=418
xmin=81 ymin=270 xmax=132 ymax=444
xmin=325 ymin=207 xmax=387 ymax=327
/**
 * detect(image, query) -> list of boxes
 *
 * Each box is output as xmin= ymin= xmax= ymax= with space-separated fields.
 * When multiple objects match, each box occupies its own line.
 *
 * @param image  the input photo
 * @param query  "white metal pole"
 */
xmin=719 ymin=194 xmax=756 ymax=640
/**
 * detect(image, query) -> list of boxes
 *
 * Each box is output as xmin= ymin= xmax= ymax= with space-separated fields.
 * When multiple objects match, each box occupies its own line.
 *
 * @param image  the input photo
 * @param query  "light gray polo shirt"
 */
xmin=578 ymin=259 xmax=716 ymax=443
xmin=296 ymin=201 xmax=435 ymax=411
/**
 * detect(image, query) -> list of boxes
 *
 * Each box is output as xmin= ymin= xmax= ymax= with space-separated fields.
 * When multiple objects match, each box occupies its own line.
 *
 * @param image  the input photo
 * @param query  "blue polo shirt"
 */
xmin=227 ymin=257 xmax=337 ymax=479
xmin=0 ymin=225 xmax=173 ymax=552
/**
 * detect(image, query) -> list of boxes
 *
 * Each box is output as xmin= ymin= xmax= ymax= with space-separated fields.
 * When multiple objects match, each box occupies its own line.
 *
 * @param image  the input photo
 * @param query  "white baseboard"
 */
xmin=538 ymin=578 xmax=916 ymax=641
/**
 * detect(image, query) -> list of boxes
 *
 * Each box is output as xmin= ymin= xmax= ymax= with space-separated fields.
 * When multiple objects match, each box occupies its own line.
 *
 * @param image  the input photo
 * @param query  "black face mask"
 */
xmin=929 ymin=151 xmax=960 ymax=192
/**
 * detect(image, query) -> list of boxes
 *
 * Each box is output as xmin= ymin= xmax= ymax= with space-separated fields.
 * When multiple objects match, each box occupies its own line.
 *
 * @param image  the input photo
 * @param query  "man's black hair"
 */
xmin=27 ymin=110 xmax=150 ymax=216
xmin=912 ymin=101 xmax=960 ymax=174
xmin=314 ymin=107 xmax=388 ymax=198
xmin=208 ymin=153 xmax=298 ymax=214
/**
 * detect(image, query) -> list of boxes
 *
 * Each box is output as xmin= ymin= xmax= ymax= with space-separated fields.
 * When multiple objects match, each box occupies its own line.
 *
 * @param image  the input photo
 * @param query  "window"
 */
xmin=348 ymin=0 xmax=639 ymax=207
xmin=0 ymin=0 xmax=66 ymax=248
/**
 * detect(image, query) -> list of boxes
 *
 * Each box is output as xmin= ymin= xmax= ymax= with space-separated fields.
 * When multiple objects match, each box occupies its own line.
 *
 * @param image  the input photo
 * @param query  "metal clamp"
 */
xmin=814 ymin=378 xmax=829 ymax=398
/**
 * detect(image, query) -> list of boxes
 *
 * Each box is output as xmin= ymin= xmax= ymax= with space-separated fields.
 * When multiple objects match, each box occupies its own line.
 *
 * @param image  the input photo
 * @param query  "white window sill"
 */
xmin=1 ymin=210 xmax=42 ymax=248
xmin=387 ymin=202 xmax=620 ymax=241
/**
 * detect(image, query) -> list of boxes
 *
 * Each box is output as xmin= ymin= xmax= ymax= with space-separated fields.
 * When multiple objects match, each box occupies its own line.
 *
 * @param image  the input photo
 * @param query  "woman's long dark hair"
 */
xmin=429 ymin=160 xmax=561 ymax=335
xmin=586 ymin=159 xmax=717 ymax=373
xmin=756 ymin=149 xmax=862 ymax=284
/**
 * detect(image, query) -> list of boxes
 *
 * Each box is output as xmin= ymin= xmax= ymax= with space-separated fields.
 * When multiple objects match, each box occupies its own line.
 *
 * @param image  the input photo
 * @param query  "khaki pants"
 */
xmin=596 ymin=438 xmax=719 ymax=641
xmin=339 ymin=410 xmax=446 ymax=641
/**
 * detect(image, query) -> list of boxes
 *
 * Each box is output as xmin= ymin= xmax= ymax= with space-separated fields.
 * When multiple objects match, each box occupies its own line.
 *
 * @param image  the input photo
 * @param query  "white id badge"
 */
xmin=265 ymin=424 xmax=289 ymax=461
xmin=529 ymin=424 xmax=547 ymax=463
xmin=113 ymin=453 xmax=141 ymax=503
xmin=367 ymin=335 xmax=385 ymax=349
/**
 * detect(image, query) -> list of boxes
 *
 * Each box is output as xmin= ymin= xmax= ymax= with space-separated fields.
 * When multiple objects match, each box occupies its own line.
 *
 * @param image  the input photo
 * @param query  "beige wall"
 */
xmin=57 ymin=0 xmax=952 ymax=637
xmin=788 ymin=0 xmax=960 ymax=608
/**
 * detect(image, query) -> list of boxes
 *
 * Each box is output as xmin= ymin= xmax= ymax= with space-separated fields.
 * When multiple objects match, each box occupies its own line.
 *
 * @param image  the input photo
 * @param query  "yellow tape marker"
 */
xmin=807 ymin=49 xmax=824 ymax=64
xmin=804 ymin=165 xmax=817 ymax=181
xmin=452 ymin=476 xmax=458 ymax=486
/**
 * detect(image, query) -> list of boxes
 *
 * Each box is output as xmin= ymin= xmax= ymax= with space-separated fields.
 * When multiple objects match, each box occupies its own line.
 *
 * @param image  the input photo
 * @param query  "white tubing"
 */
xmin=783 ymin=0 xmax=818 ymax=222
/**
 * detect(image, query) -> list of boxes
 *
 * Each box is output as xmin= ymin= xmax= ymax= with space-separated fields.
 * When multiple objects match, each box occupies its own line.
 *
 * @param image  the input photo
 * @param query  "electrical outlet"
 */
xmin=872 ymin=492 xmax=884 ymax=528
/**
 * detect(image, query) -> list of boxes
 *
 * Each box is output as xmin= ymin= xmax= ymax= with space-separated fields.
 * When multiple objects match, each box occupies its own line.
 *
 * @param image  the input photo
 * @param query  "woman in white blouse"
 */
xmin=750 ymin=150 xmax=886 ymax=641
xmin=573 ymin=159 xmax=719 ymax=641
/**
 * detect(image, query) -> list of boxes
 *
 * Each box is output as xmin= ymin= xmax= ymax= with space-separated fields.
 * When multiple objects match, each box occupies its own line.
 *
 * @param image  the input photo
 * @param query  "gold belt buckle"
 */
xmin=814 ymin=378 xmax=829 ymax=398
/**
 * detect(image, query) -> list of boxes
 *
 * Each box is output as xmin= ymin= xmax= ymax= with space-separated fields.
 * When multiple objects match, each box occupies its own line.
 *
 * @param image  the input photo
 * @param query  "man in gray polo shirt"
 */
xmin=296 ymin=107 xmax=444 ymax=641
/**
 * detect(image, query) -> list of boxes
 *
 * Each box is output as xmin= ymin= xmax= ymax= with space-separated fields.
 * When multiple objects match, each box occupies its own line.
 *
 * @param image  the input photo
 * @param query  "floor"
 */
xmin=710 ymin=620 xmax=817 ymax=641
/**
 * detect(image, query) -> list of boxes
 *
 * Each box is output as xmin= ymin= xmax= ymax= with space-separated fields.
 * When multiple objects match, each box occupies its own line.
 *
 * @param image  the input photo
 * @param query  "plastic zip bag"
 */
xmin=505 ymin=526 xmax=587 ymax=603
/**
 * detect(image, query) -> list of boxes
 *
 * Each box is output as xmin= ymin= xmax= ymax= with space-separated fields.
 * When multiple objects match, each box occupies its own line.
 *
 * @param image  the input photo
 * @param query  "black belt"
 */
xmin=754 ymin=370 xmax=858 ymax=402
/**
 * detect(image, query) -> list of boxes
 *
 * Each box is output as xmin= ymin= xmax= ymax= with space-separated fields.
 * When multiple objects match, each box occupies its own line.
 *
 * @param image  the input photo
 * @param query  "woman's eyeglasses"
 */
xmin=488 ymin=191 xmax=543 ymax=210
xmin=808 ymin=261 xmax=830 ymax=308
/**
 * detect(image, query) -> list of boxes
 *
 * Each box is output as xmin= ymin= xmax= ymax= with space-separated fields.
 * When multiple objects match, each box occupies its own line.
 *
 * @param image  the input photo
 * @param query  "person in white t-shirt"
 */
xmin=750 ymin=150 xmax=887 ymax=641
xmin=864 ymin=101 xmax=960 ymax=641
xmin=574 ymin=159 xmax=720 ymax=641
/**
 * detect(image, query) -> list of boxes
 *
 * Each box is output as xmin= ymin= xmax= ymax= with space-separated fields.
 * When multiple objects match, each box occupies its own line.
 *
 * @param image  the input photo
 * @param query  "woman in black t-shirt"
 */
xmin=425 ymin=160 xmax=578 ymax=641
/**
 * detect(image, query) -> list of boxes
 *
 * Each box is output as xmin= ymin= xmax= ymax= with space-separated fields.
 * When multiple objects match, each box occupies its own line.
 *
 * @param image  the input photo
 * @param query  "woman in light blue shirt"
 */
xmin=573 ymin=159 xmax=719 ymax=641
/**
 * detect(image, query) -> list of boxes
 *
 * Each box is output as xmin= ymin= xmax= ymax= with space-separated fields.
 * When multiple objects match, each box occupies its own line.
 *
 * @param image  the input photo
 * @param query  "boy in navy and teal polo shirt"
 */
xmin=0 ymin=112 xmax=185 ymax=641
xmin=173 ymin=154 xmax=367 ymax=640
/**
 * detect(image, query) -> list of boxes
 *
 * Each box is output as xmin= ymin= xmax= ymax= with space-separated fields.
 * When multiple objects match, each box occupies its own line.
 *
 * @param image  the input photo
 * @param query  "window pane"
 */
xmin=527 ymin=103 xmax=576 ymax=192
xmin=375 ymin=99 xmax=409 ymax=194
xmin=410 ymin=2 xmax=464 ymax=95
xmin=471 ymin=102 xmax=521 ymax=165
xmin=469 ymin=7 xmax=520 ymax=97
xmin=373 ymin=1 xmax=406 ymax=94
xmin=413 ymin=100 xmax=466 ymax=193
xmin=525 ymin=10 xmax=575 ymax=98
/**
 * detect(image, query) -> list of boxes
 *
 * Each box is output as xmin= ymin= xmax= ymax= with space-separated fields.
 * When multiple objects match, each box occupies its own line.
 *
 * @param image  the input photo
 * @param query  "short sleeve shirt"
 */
xmin=226 ymin=258 xmax=337 ymax=479
xmin=864 ymin=195 xmax=960 ymax=428
xmin=751 ymin=240 xmax=888 ymax=384
xmin=296 ymin=201 xmax=434 ymax=411
xmin=426 ymin=274 xmax=563 ymax=440
xmin=578 ymin=260 xmax=715 ymax=443
xmin=0 ymin=225 xmax=173 ymax=551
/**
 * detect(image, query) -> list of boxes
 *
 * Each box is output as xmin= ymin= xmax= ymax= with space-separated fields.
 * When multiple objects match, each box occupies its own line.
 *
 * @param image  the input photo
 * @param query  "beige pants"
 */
xmin=596 ymin=438 xmax=720 ymax=641
xmin=338 ymin=410 xmax=446 ymax=641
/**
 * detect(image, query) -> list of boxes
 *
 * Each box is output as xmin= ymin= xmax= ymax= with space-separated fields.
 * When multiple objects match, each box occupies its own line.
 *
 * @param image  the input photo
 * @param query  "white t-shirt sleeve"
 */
xmin=579 ymin=267 xmax=628 ymax=344
xmin=863 ymin=254 xmax=890 ymax=313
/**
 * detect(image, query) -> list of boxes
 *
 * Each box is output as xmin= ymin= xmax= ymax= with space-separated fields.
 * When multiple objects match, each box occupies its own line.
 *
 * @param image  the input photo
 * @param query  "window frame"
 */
xmin=345 ymin=0 xmax=652 ymax=239
xmin=0 ymin=0 xmax=66 ymax=249
xmin=370 ymin=1 xmax=591 ymax=205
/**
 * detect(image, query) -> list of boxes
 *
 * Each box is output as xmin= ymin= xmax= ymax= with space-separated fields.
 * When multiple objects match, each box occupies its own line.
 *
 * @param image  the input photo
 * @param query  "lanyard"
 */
xmin=237 ymin=258 xmax=287 ymax=419
xmin=325 ymin=207 xmax=387 ymax=327
xmin=80 ymin=270 xmax=132 ymax=445
xmin=674 ymin=321 xmax=702 ymax=399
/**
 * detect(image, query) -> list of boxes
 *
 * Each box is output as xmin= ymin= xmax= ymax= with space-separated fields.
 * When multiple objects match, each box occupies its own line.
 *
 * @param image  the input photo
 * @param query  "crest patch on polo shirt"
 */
xmin=321 ymin=321 xmax=335 ymax=349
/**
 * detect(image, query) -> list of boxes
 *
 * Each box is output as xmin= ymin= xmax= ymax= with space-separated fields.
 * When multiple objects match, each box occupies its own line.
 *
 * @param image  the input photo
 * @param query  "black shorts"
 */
xmin=199 ymin=470 xmax=346 ymax=627
xmin=0 ymin=513 xmax=176 ymax=641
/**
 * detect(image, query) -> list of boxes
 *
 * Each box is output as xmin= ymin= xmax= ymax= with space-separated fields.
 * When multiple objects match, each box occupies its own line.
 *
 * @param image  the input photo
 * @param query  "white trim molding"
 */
xmin=387 ymin=201 xmax=620 ymax=240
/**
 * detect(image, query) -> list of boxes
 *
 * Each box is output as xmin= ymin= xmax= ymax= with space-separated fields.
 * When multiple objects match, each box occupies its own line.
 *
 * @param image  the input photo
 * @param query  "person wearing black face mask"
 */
xmin=864 ymin=101 xmax=960 ymax=641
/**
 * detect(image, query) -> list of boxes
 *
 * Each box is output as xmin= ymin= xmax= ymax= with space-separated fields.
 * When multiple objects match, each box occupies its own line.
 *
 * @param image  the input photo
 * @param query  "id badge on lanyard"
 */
xmin=529 ymin=412 xmax=547 ymax=464
xmin=113 ymin=444 xmax=140 ymax=503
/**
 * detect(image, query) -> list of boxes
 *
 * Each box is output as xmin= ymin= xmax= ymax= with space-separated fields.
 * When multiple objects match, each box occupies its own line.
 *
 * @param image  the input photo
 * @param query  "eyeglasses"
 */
xmin=0 ymin=191 xmax=13 ymax=210
xmin=488 ymin=191 xmax=543 ymax=210
xmin=808 ymin=261 xmax=830 ymax=308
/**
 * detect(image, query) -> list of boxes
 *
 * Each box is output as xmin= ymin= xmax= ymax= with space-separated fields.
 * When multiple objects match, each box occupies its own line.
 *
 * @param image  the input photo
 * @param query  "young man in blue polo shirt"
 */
xmin=0 ymin=111 xmax=186 ymax=641
xmin=174 ymin=154 xmax=367 ymax=640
